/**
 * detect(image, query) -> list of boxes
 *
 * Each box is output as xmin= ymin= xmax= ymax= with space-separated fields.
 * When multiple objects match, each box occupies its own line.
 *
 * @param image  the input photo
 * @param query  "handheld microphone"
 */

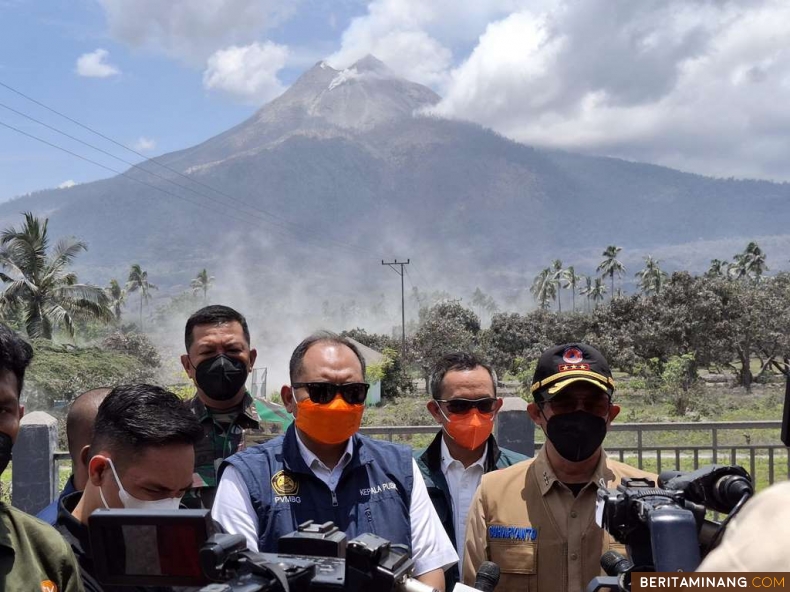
xmin=453 ymin=561 xmax=500 ymax=592
xmin=600 ymin=550 xmax=633 ymax=576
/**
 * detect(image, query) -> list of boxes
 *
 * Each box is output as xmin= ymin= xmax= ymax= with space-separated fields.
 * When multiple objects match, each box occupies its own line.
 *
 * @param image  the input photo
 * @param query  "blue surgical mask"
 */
xmin=99 ymin=457 xmax=182 ymax=511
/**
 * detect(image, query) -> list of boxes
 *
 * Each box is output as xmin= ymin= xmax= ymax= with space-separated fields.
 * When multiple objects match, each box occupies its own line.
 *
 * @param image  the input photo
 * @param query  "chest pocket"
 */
xmin=488 ymin=539 xmax=536 ymax=574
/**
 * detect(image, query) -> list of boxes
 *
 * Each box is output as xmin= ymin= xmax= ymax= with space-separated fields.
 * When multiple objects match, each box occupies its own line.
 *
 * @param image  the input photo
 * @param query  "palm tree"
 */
xmin=191 ymin=268 xmax=215 ymax=304
xmin=550 ymin=259 xmax=563 ymax=313
xmin=106 ymin=279 xmax=126 ymax=322
xmin=590 ymin=277 xmax=607 ymax=308
xmin=0 ymin=212 xmax=112 ymax=339
xmin=126 ymin=264 xmax=157 ymax=330
xmin=635 ymin=255 xmax=668 ymax=296
xmin=530 ymin=268 xmax=556 ymax=310
xmin=744 ymin=241 xmax=768 ymax=280
xmin=579 ymin=275 xmax=593 ymax=312
xmin=597 ymin=245 xmax=626 ymax=298
xmin=562 ymin=266 xmax=581 ymax=312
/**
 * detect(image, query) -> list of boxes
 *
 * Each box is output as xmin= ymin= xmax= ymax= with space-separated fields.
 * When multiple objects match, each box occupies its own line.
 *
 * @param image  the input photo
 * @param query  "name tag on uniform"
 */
xmin=487 ymin=525 xmax=538 ymax=541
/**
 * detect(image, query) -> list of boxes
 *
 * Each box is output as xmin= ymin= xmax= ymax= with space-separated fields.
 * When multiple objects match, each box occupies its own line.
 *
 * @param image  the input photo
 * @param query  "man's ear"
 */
xmin=281 ymin=385 xmax=295 ymax=414
xmin=17 ymin=403 xmax=24 ymax=420
xmin=492 ymin=397 xmax=504 ymax=415
xmin=248 ymin=348 xmax=257 ymax=370
xmin=527 ymin=402 xmax=543 ymax=424
xmin=180 ymin=354 xmax=193 ymax=377
xmin=88 ymin=455 xmax=109 ymax=486
xmin=607 ymin=404 xmax=621 ymax=425
xmin=79 ymin=445 xmax=91 ymax=471
xmin=426 ymin=399 xmax=443 ymax=424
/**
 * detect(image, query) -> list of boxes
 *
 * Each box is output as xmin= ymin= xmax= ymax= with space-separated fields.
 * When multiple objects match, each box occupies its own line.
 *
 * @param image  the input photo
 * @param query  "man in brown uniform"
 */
xmin=463 ymin=343 xmax=655 ymax=592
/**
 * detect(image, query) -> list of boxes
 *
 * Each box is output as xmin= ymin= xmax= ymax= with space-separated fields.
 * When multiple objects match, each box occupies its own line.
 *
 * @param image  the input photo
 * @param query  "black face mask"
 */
xmin=193 ymin=354 xmax=249 ymax=401
xmin=0 ymin=432 xmax=13 ymax=476
xmin=545 ymin=410 xmax=607 ymax=463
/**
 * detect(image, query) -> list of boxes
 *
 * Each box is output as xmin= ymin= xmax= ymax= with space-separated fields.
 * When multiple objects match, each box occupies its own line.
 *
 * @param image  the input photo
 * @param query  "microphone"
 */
xmin=474 ymin=561 xmax=500 ymax=592
xmin=600 ymin=550 xmax=633 ymax=576
xmin=453 ymin=561 xmax=500 ymax=592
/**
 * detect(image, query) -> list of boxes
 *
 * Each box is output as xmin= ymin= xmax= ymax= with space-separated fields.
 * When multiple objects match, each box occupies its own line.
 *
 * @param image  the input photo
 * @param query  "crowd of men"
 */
xmin=0 ymin=303 xmax=783 ymax=591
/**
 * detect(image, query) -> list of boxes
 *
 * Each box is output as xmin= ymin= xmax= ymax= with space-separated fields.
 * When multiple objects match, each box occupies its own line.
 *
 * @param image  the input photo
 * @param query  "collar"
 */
xmin=294 ymin=427 xmax=354 ymax=473
xmin=439 ymin=436 xmax=487 ymax=473
xmin=282 ymin=424 xmax=366 ymax=474
xmin=534 ymin=446 xmax=614 ymax=496
xmin=57 ymin=491 xmax=90 ymax=557
xmin=421 ymin=430 xmax=502 ymax=473
xmin=190 ymin=391 xmax=260 ymax=427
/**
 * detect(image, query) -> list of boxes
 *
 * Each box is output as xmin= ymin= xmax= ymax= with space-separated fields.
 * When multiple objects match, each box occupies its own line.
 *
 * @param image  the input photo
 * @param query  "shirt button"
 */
xmin=570 ymin=511 xmax=578 ymax=518
xmin=571 ymin=553 xmax=578 ymax=561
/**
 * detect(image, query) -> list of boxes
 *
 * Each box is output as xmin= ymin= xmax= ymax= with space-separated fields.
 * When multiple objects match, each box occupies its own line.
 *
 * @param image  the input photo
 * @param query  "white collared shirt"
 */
xmin=440 ymin=436 xmax=487 ymax=566
xmin=212 ymin=431 xmax=458 ymax=577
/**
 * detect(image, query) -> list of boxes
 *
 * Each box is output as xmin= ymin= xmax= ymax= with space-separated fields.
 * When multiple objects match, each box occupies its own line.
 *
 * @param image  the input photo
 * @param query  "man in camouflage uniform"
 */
xmin=181 ymin=305 xmax=290 ymax=508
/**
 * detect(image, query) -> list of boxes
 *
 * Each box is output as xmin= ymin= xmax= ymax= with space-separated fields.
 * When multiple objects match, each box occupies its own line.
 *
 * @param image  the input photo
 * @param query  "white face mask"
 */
xmin=99 ymin=457 xmax=183 ymax=511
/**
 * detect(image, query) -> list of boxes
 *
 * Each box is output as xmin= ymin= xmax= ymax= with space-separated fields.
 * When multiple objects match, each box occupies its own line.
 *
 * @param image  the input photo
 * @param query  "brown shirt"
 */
xmin=463 ymin=448 xmax=655 ymax=592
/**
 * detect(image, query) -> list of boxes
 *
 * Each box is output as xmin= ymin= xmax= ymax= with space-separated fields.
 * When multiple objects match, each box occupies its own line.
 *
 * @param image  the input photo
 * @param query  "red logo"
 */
xmin=562 ymin=347 xmax=584 ymax=364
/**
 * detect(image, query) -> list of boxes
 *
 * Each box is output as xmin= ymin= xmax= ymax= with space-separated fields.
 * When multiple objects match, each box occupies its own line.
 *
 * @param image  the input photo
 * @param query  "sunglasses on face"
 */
xmin=291 ymin=382 xmax=370 ymax=405
xmin=544 ymin=393 xmax=611 ymax=416
xmin=437 ymin=397 xmax=499 ymax=415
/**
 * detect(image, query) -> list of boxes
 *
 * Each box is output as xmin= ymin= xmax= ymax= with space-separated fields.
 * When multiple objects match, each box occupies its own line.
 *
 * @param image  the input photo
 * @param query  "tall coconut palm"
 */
xmin=597 ymin=245 xmax=626 ymax=298
xmin=0 ymin=212 xmax=112 ymax=339
xmin=562 ymin=266 xmax=581 ymax=311
xmin=590 ymin=277 xmax=607 ymax=307
xmin=744 ymin=241 xmax=768 ymax=280
xmin=126 ymin=264 xmax=157 ymax=330
xmin=106 ymin=279 xmax=126 ymax=322
xmin=191 ymin=268 xmax=215 ymax=304
xmin=550 ymin=259 xmax=563 ymax=313
xmin=579 ymin=275 xmax=593 ymax=312
xmin=635 ymin=255 xmax=668 ymax=296
xmin=530 ymin=268 xmax=556 ymax=310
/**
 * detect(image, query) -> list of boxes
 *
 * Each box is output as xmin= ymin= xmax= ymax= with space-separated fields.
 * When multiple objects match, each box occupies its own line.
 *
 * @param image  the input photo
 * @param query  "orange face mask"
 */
xmin=295 ymin=395 xmax=365 ymax=445
xmin=438 ymin=407 xmax=495 ymax=450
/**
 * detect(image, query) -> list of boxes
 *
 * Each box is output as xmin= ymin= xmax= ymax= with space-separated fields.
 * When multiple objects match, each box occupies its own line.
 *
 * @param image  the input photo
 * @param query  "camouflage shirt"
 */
xmin=183 ymin=391 xmax=284 ymax=509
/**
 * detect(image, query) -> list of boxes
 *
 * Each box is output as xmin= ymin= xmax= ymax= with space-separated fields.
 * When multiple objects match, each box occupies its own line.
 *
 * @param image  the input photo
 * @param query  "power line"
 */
xmin=0 ymin=80 xmax=373 ymax=256
xmin=382 ymin=259 xmax=409 ymax=357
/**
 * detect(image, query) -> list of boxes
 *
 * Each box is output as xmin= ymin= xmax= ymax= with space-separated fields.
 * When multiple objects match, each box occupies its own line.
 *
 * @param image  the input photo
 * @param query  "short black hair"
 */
xmin=185 ymin=305 xmax=250 ymax=351
xmin=90 ymin=384 xmax=203 ymax=465
xmin=0 ymin=322 xmax=33 ymax=396
xmin=289 ymin=331 xmax=366 ymax=383
xmin=429 ymin=352 xmax=497 ymax=400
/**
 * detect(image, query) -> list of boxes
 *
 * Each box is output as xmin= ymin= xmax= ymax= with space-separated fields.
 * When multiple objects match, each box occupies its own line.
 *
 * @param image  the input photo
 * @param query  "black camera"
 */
xmin=88 ymin=511 xmax=438 ymax=592
xmin=587 ymin=465 xmax=753 ymax=592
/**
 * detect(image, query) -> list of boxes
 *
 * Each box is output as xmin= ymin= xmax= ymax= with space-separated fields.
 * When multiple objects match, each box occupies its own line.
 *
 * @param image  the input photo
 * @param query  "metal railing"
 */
xmin=361 ymin=420 xmax=787 ymax=489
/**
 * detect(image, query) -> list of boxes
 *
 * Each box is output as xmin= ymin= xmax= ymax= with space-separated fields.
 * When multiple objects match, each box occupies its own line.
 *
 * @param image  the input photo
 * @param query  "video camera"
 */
xmin=586 ymin=464 xmax=753 ymax=592
xmin=88 ymin=510 xmax=438 ymax=592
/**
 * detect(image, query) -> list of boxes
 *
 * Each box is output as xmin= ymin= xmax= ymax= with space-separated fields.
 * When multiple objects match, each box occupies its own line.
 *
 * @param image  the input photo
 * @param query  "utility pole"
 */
xmin=382 ymin=259 xmax=410 ymax=358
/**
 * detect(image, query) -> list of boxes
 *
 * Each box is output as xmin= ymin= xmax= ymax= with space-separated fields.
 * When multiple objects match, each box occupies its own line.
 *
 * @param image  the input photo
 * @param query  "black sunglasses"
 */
xmin=437 ymin=397 xmax=498 ymax=414
xmin=292 ymin=382 xmax=370 ymax=405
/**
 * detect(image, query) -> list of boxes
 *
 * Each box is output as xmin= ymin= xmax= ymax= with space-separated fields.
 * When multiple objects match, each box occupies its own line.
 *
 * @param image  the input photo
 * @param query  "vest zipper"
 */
xmin=331 ymin=489 xmax=338 ymax=507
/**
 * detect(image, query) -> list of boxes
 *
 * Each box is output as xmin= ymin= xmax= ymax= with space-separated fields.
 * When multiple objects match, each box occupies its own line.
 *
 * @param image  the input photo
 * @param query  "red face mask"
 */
xmin=295 ymin=396 xmax=364 ymax=445
xmin=437 ymin=407 xmax=494 ymax=450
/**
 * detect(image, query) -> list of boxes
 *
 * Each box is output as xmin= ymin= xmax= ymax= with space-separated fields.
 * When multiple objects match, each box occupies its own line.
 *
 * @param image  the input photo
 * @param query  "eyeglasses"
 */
xmin=437 ymin=397 xmax=499 ymax=415
xmin=543 ymin=393 xmax=611 ymax=416
xmin=292 ymin=382 xmax=370 ymax=405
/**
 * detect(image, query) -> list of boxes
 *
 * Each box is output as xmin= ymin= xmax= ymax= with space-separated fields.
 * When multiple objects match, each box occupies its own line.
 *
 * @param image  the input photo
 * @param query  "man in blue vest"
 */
xmin=416 ymin=352 xmax=528 ymax=590
xmin=213 ymin=332 xmax=457 ymax=591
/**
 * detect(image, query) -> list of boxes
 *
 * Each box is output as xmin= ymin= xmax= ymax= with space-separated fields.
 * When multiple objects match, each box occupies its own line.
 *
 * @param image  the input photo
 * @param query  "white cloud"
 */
xmin=418 ymin=0 xmax=790 ymax=181
xmin=203 ymin=42 xmax=289 ymax=104
xmin=75 ymin=48 xmax=120 ymax=78
xmin=97 ymin=0 xmax=299 ymax=65
xmin=58 ymin=180 xmax=77 ymax=189
xmin=133 ymin=137 xmax=157 ymax=152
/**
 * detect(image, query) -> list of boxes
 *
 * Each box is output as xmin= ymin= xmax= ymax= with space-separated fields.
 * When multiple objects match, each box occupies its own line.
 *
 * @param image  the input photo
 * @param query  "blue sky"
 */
xmin=1 ymin=0 xmax=790 ymax=202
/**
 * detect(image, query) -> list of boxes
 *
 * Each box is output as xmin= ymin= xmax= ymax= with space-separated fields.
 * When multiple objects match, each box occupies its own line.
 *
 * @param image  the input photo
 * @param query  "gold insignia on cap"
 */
xmin=271 ymin=470 xmax=299 ymax=496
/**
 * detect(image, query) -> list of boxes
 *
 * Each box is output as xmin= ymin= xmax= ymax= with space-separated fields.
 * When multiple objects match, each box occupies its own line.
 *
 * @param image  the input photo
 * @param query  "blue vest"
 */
xmin=221 ymin=424 xmax=413 ymax=552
